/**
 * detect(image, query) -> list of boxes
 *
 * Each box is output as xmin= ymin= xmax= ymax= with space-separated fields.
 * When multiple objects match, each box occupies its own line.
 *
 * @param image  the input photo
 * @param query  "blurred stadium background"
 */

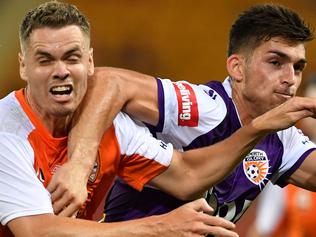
xmin=1 ymin=0 xmax=315 ymax=235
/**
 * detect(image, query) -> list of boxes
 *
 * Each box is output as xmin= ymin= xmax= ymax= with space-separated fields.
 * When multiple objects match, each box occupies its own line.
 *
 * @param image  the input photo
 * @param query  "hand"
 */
xmin=47 ymin=161 xmax=89 ymax=217
xmin=253 ymin=96 xmax=316 ymax=133
xmin=160 ymin=198 xmax=238 ymax=237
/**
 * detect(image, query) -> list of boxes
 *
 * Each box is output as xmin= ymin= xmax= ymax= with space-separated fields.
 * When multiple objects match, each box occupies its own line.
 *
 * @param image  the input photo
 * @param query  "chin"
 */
xmin=52 ymin=106 xmax=76 ymax=117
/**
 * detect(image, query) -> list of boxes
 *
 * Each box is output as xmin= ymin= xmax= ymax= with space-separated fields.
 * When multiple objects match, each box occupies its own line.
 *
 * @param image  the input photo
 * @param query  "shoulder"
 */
xmin=0 ymin=92 xmax=34 ymax=140
xmin=159 ymin=78 xmax=228 ymax=124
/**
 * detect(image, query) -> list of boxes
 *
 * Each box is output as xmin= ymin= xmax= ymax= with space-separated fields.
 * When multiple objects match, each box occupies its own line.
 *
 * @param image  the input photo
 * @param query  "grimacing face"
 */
xmin=19 ymin=25 xmax=94 ymax=128
xmin=239 ymin=37 xmax=306 ymax=117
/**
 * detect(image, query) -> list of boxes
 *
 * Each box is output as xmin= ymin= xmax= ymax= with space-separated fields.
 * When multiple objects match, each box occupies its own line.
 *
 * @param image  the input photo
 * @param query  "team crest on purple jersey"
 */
xmin=243 ymin=149 xmax=269 ymax=189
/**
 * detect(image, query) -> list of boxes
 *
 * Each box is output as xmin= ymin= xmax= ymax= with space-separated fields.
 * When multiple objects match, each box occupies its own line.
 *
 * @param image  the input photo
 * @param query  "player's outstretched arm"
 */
xmin=150 ymin=96 xmax=316 ymax=200
xmin=7 ymin=199 xmax=238 ymax=237
xmin=48 ymin=67 xmax=157 ymax=216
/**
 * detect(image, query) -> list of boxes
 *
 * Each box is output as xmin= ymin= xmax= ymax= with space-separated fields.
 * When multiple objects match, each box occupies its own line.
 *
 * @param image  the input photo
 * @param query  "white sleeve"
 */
xmin=271 ymin=127 xmax=316 ymax=186
xmin=113 ymin=112 xmax=173 ymax=167
xmin=156 ymin=79 xmax=227 ymax=149
xmin=0 ymin=133 xmax=53 ymax=225
xmin=255 ymin=182 xmax=285 ymax=235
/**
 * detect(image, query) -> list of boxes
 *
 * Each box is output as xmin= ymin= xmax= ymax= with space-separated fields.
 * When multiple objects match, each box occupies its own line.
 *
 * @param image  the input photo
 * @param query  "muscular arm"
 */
xmin=51 ymin=67 xmax=316 ymax=214
xmin=8 ymin=199 xmax=238 ymax=237
xmin=151 ymin=119 xmax=264 ymax=199
xmin=69 ymin=67 xmax=158 ymax=159
xmin=288 ymin=150 xmax=316 ymax=191
xmin=49 ymin=67 xmax=157 ymax=215
xmin=152 ymin=96 xmax=316 ymax=199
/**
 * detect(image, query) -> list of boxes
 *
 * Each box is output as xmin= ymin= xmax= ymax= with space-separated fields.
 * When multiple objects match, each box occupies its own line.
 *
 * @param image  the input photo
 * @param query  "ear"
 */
xmin=226 ymin=54 xmax=245 ymax=82
xmin=19 ymin=52 xmax=27 ymax=81
xmin=87 ymin=47 xmax=94 ymax=76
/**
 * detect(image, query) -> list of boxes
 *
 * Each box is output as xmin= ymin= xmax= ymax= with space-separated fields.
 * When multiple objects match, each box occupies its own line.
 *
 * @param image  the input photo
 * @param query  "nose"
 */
xmin=53 ymin=61 xmax=69 ymax=80
xmin=281 ymin=65 xmax=295 ymax=86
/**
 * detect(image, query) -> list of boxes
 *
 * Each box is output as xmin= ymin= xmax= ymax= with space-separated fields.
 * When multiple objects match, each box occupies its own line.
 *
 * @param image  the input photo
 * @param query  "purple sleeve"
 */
xmin=152 ymin=78 xmax=165 ymax=132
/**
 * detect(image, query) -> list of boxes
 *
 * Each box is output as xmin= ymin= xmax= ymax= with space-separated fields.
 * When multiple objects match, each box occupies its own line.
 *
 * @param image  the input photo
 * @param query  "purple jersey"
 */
xmin=104 ymin=77 xmax=316 ymax=223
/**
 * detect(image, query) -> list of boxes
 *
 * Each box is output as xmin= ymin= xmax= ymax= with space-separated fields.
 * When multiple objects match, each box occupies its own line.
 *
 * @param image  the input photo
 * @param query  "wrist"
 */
xmin=68 ymin=141 xmax=99 ymax=180
xmin=250 ymin=116 xmax=273 ymax=135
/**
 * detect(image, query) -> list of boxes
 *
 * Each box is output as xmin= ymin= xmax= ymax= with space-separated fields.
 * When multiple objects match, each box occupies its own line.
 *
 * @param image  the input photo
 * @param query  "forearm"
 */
xmin=9 ymin=214 xmax=169 ymax=237
xmin=68 ymin=68 xmax=124 ymax=171
xmin=157 ymin=121 xmax=267 ymax=200
xmin=187 ymin=121 xmax=265 ymax=192
xmin=68 ymin=67 xmax=158 ymax=170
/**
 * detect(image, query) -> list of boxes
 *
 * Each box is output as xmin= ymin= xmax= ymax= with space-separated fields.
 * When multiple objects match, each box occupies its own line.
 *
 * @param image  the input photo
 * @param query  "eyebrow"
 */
xmin=34 ymin=46 xmax=82 ymax=58
xmin=34 ymin=50 xmax=53 ymax=58
xmin=268 ymin=50 xmax=307 ymax=64
xmin=63 ymin=46 xmax=82 ymax=58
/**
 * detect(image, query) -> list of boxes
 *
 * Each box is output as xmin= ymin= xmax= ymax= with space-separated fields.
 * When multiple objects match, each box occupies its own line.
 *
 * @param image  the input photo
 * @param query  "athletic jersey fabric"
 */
xmin=255 ymin=182 xmax=316 ymax=237
xmin=104 ymin=77 xmax=316 ymax=223
xmin=0 ymin=89 xmax=173 ymax=230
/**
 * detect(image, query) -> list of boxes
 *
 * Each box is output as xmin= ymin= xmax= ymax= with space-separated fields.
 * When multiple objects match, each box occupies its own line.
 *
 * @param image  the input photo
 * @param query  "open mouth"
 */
xmin=50 ymin=85 xmax=73 ymax=95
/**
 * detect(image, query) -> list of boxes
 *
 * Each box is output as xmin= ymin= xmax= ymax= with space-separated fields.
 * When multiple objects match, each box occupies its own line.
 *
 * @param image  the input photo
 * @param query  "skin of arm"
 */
xmin=288 ymin=150 xmax=316 ymax=191
xmin=161 ymin=95 xmax=316 ymax=199
xmin=48 ymin=67 xmax=156 ymax=216
xmin=50 ymin=67 xmax=316 ymax=213
xmin=7 ymin=199 xmax=238 ymax=237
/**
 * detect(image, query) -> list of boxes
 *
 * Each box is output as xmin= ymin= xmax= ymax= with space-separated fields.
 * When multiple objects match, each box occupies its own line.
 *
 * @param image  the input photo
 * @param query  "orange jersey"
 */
xmin=0 ymin=89 xmax=173 ymax=235
xmin=277 ymin=185 xmax=316 ymax=237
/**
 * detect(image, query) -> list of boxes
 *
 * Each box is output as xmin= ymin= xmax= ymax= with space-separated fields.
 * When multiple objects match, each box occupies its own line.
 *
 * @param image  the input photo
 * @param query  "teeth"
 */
xmin=51 ymin=86 xmax=71 ymax=92
xmin=50 ymin=85 xmax=72 ymax=95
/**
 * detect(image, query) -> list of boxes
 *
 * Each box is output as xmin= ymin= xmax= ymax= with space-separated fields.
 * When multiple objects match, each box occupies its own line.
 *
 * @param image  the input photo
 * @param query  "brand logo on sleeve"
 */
xmin=173 ymin=82 xmax=199 ymax=127
xmin=243 ymin=149 xmax=270 ymax=189
xmin=89 ymin=156 xmax=100 ymax=183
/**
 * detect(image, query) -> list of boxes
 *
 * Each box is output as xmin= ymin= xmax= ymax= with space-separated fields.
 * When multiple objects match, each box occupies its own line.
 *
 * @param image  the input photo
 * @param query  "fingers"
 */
xmin=197 ymin=214 xmax=237 ymax=237
xmin=50 ymin=185 xmax=66 ymax=203
xmin=201 ymin=213 xmax=235 ymax=231
xmin=172 ymin=199 xmax=238 ymax=237
xmin=203 ymin=225 xmax=239 ymax=237
xmin=46 ymin=178 xmax=58 ymax=194
xmin=58 ymin=203 xmax=80 ymax=217
xmin=46 ymin=162 xmax=89 ymax=217
xmin=186 ymin=198 xmax=214 ymax=214
xmin=52 ymin=189 xmax=74 ymax=214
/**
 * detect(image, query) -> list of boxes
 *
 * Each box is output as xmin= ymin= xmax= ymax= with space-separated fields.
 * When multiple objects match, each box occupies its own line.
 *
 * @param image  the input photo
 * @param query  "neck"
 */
xmin=231 ymin=80 xmax=257 ymax=126
xmin=45 ymin=117 xmax=71 ymax=137
xmin=24 ymin=88 xmax=72 ymax=137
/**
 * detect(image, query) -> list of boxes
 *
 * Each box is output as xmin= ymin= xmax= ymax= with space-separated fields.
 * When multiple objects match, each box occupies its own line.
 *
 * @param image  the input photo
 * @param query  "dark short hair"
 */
xmin=19 ymin=1 xmax=90 ymax=48
xmin=228 ymin=4 xmax=314 ymax=56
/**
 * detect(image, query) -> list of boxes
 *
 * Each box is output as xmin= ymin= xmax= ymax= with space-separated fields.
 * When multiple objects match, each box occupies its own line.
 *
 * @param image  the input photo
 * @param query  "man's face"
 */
xmin=239 ymin=37 xmax=306 ymax=116
xmin=19 ymin=25 xmax=94 ymax=119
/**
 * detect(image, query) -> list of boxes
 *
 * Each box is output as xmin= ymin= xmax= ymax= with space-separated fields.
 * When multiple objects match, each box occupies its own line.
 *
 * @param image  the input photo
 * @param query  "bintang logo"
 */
xmin=243 ymin=149 xmax=269 ymax=189
xmin=173 ymin=82 xmax=199 ymax=127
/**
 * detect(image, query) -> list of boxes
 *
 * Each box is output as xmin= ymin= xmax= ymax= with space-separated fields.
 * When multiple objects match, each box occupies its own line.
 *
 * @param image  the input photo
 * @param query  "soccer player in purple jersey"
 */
xmin=50 ymin=3 xmax=316 ymax=226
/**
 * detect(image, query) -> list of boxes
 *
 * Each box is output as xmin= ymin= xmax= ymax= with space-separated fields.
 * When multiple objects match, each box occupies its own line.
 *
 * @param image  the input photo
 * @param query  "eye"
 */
xmin=293 ymin=63 xmax=305 ymax=73
xmin=270 ymin=60 xmax=281 ymax=67
xmin=66 ymin=55 xmax=80 ymax=63
xmin=38 ymin=58 xmax=52 ymax=65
